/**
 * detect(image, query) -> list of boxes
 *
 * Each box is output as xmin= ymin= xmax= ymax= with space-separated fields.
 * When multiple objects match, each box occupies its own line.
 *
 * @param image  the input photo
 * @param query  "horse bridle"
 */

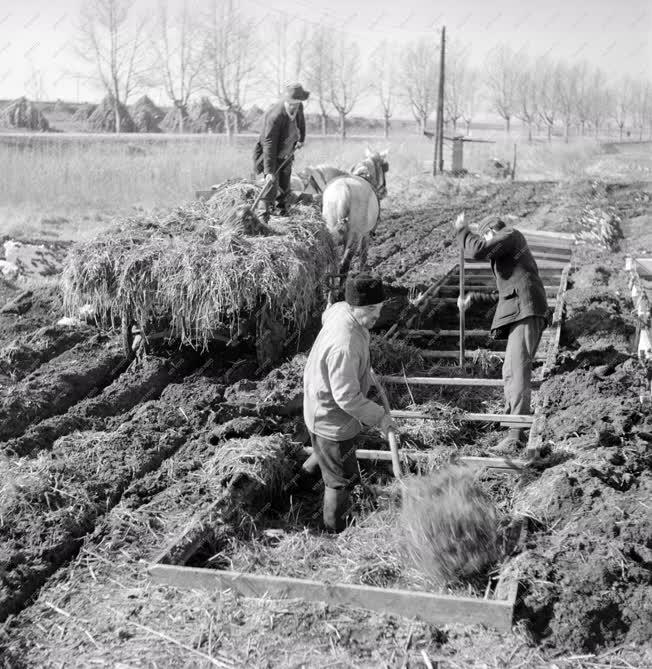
xmin=351 ymin=155 xmax=388 ymax=199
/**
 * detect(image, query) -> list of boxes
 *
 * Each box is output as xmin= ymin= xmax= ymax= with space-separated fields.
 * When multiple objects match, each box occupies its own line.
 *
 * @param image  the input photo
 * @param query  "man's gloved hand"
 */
xmin=453 ymin=211 xmax=466 ymax=231
xmin=263 ymin=173 xmax=277 ymax=188
xmin=379 ymin=414 xmax=396 ymax=437
xmin=457 ymin=294 xmax=472 ymax=311
xmin=295 ymin=141 xmax=304 ymax=150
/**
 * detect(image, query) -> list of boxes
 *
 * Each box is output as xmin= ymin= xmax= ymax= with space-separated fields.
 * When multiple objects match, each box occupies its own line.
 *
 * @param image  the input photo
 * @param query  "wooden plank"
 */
xmin=541 ymin=264 xmax=571 ymax=378
xmin=435 ymin=297 xmax=557 ymax=308
xmin=402 ymin=328 xmax=493 ymax=337
xmin=390 ymin=409 xmax=534 ymax=425
xmin=465 ymin=261 xmax=569 ymax=269
xmin=520 ymin=229 xmax=576 ymax=242
xmin=421 ymin=350 xmax=547 ymax=361
xmin=380 ymin=375 xmax=503 ymax=387
xmin=303 ymin=447 xmax=526 ymax=471
xmin=439 ymin=286 xmax=558 ymax=297
xmin=149 ymin=564 xmax=515 ymax=632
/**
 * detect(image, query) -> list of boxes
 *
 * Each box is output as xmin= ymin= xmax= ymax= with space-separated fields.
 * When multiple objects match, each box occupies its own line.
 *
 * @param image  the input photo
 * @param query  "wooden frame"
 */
xmin=149 ymin=563 xmax=518 ymax=632
xmin=390 ymin=409 xmax=534 ymax=425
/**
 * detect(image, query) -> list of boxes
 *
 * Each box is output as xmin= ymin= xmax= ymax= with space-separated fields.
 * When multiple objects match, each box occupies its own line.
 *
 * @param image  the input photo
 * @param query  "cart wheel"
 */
xmin=121 ymin=309 xmax=144 ymax=361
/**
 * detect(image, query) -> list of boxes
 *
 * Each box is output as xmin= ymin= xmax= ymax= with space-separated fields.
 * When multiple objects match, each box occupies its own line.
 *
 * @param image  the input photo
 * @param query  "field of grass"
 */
xmin=1 ymin=131 xmax=649 ymax=242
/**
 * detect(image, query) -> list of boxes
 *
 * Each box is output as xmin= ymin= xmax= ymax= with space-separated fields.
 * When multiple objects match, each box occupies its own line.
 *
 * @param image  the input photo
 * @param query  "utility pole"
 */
xmin=432 ymin=26 xmax=446 ymax=175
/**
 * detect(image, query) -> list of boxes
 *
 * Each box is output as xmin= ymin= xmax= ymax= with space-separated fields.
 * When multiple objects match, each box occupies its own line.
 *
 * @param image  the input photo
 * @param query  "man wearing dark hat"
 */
xmin=252 ymin=83 xmax=310 ymax=221
xmin=303 ymin=274 xmax=395 ymax=532
xmin=454 ymin=213 xmax=549 ymax=455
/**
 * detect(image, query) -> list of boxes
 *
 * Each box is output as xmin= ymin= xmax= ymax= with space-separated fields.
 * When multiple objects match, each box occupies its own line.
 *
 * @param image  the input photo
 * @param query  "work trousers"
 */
xmin=503 ymin=316 xmax=546 ymax=416
xmin=308 ymin=431 xmax=359 ymax=490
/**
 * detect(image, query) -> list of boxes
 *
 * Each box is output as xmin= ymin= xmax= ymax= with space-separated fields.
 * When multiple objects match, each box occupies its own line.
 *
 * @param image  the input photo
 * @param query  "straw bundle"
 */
xmin=88 ymin=95 xmax=135 ymax=133
xmin=71 ymin=103 xmax=96 ymax=124
xmin=0 ymin=97 xmax=49 ymax=131
xmin=61 ymin=184 xmax=337 ymax=350
xmin=130 ymin=95 xmax=163 ymax=133
xmin=400 ymin=466 xmax=501 ymax=585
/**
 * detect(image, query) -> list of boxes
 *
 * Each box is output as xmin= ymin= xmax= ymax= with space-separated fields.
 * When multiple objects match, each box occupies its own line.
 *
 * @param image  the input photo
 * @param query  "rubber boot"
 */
xmin=323 ymin=487 xmax=350 ymax=533
xmin=489 ymin=428 xmax=525 ymax=456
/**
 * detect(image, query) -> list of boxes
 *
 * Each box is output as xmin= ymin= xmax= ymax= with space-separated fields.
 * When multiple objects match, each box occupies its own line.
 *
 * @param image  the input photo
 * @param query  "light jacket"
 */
xmin=457 ymin=225 xmax=549 ymax=337
xmin=303 ymin=302 xmax=385 ymax=441
xmin=253 ymin=101 xmax=306 ymax=175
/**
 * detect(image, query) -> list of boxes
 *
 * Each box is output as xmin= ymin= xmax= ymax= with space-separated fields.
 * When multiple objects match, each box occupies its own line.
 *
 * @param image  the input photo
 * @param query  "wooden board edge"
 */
xmin=148 ymin=564 xmax=515 ymax=633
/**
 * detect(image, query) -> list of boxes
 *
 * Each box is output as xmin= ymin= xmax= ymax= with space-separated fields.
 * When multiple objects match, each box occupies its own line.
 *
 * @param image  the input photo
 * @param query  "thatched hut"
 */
xmin=62 ymin=181 xmax=337 ymax=361
xmin=130 ymin=95 xmax=164 ymax=133
xmin=88 ymin=95 xmax=136 ymax=133
xmin=0 ymin=97 xmax=50 ymax=131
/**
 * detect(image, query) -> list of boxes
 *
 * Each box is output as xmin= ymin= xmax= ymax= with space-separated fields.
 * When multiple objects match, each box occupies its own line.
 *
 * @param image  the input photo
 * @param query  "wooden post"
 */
xmin=437 ymin=26 xmax=446 ymax=173
xmin=459 ymin=244 xmax=465 ymax=366
xmin=511 ymin=143 xmax=517 ymax=181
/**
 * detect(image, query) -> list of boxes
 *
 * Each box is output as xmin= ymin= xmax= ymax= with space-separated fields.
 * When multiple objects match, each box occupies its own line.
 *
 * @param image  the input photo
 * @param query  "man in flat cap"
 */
xmin=303 ymin=274 xmax=395 ymax=532
xmin=455 ymin=213 xmax=549 ymax=455
xmin=253 ymin=83 xmax=309 ymax=221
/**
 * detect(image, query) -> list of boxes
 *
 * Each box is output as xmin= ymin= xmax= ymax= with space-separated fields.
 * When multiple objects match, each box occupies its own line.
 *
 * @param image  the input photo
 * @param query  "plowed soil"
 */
xmin=0 ymin=178 xmax=651 ymax=668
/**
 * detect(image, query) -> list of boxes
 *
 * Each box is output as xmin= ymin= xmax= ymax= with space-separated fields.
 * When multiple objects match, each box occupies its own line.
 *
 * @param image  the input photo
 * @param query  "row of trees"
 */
xmin=76 ymin=0 xmax=652 ymax=140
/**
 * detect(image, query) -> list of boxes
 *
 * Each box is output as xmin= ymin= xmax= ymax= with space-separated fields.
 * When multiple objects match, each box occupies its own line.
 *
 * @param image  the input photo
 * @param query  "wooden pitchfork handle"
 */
xmin=370 ymin=368 xmax=402 ymax=479
xmin=251 ymin=145 xmax=297 ymax=210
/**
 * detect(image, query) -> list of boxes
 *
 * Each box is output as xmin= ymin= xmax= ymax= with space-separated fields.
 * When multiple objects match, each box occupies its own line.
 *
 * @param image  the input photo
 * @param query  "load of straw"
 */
xmin=400 ymin=466 xmax=501 ymax=585
xmin=370 ymin=334 xmax=424 ymax=374
xmin=71 ymin=103 xmax=97 ymax=125
xmin=0 ymin=97 xmax=50 ymax=131
xmin=88 ymin=95 xmax=135 ymax=133
xmin=130 ymin=95 xmax=163 ymax=133
xmin=187 ymin=97 xmax=223 ymax=133
xmin=61 ymin=181 xmax=338 ymax=350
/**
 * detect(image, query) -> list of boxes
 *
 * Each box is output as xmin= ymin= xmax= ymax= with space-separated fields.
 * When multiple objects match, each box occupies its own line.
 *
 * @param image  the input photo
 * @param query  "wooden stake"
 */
xmin=459 ymin=243 xmax=465 ymax=366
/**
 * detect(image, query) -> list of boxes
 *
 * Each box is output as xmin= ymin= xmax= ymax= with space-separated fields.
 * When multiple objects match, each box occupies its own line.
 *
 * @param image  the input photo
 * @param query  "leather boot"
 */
xmin=489 ymin=428 xmax=525 ymax=456
xmin=323 ymin=487 xmax=350 ymax=533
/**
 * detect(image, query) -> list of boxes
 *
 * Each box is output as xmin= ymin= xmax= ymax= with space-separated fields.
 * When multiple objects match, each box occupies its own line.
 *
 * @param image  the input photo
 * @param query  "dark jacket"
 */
xmin=253 ymin=101 xmax=306 ymax=175
xmin=457 ymin=226 xmax=549 ymax=336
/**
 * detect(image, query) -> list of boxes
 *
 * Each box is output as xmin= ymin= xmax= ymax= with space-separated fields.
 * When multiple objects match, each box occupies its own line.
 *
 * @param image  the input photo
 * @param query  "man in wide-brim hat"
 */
xmin=253 ymin=83 xmax=310 ymax=221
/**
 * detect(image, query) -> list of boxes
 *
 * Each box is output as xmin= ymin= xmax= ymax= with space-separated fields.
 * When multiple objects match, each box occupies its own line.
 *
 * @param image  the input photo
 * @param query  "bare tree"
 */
xmin=444 ymin=41 xmax=471 ymax=132
xmin=611 ymin=76 xmax=633 ymax=140
xmin=514 ymin=59 xmax=537 ymax=141
xmin=632 ymin=80 xmax=652 ymax=140
xmin=588 ymin=67 xmax=609 ymax=138
xmin=535 ymin=56 xmax=559 ymax=141
xmin=401 ymin=37 xmax=438 ymax=135
xmin=329 ymin=32 xmax=363 ymax=139
xmin=555 ymin=62 xmax=579 ymax=143
xmin=461 ymin=68 xmax=479 ymax=135
xmin=151 ymin=0 xmax=202 ymax=133
xmin=369 ymin=40 xmax=396 ymax=138
xmin=485 ymin=44 xmax=518 ymax=132
xmin=25 ymin=58 xmax=46 ymax=102
xmin=77 ymin=0 xmax=147 ymax=132
xmin=289 ymin=21 xmax=310 ymax=83
xmin=572 ymin=61 xmax=591 ymax=137
xmin=203 ymin=0 xmax=257 ymax=137
xmin=304 ymin=26 xmax=333 ymax=135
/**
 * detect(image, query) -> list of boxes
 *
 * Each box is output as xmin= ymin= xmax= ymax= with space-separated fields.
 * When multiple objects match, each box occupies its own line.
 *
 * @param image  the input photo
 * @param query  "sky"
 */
xmin=0 ymin=0 xmax=650 ymax=116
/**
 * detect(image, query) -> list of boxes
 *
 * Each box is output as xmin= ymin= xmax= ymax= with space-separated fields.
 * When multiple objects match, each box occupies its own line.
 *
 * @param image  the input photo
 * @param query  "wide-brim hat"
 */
xmin=285 ymin=83 xmax=310 ymax=102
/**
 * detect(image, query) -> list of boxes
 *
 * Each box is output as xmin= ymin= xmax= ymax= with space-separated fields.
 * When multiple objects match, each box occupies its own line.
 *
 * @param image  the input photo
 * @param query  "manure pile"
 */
xmin=62 ymin=182 xmax=338 ymax=350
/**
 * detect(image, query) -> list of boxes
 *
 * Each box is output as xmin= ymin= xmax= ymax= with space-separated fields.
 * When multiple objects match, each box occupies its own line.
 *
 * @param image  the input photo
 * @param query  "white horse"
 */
xmin=321 ymin=148 xmax=389 ymax=284
xmin=290 ymin=164 xmax=349 ymax=195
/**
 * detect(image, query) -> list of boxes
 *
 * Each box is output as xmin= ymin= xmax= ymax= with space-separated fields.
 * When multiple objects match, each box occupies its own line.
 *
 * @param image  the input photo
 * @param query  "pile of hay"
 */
xmin=88 ymin=95 xmax=135 ymax=133
xmin=71 ymin=103 xmax=97 ymax=124
xmin=370 ymin=334 xmax=424 ymax=375
xmin=0 ymin=97 xmax=50 ymax=131
xmin=130 ymin=95 xmax=163 ymax=133
xmin=400 ymin=466 xmax=501 ymax=585
xmin=187 ymin=97 xmax=223 ymax=133
xmin=160 ymin=105 xmax=188 ymax=132
xmin=61 ymin=183 xmax=338 ymax=350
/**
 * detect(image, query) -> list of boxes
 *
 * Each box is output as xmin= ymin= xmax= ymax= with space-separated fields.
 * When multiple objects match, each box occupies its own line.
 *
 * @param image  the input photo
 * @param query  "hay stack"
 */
xmin=130 ymin=95 xmax=163 ymax=133
xmin=61 ymin=181 xmax=338 ymax=350
xmin=0 ymin=97 xmax=50 ymax=131
xmin=88 ymin=95 xmax=135 ymax=133
xmin=71 ymin=103 xmax=97 ymax=125
xmin=400 ymin=466 xmax=501 ymax=585
xmin=188 ymin=97 xmax=223 ymax=133
xmin=160 ymin=105 xmax=188 ymax=132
